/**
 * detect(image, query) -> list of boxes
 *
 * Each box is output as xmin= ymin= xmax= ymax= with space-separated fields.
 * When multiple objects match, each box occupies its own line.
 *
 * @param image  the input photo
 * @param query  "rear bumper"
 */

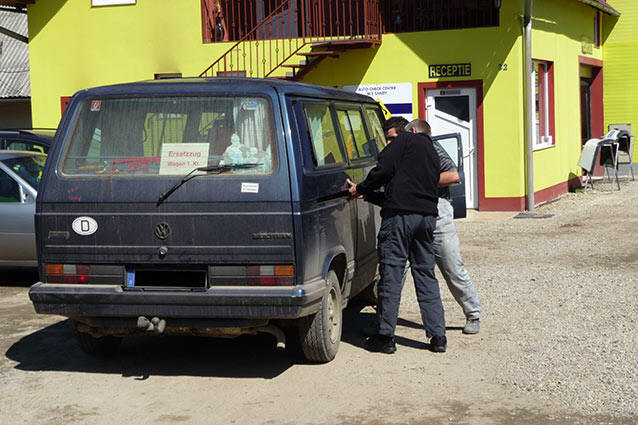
xmin=29 ymin=279 xmax=326 ymax=320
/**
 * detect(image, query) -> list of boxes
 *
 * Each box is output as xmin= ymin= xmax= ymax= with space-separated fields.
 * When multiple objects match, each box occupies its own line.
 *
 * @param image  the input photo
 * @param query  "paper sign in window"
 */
xmin=159 ymin=143 xmax=210 ymax=175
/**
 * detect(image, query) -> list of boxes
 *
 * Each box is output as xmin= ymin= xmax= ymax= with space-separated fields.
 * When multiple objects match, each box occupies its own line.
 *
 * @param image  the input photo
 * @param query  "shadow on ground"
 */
xmin=6 ymin=318 xmax=300 ymax=379
xmin=343 ymin=303 xmax=466 ymax=351
xmin=0 ymin=268 xmax=39 ymax=287
xmin=5 ymin=297 xmax=466 ymax=379
xmin=5 ymin=302 xmax=375 ymax=379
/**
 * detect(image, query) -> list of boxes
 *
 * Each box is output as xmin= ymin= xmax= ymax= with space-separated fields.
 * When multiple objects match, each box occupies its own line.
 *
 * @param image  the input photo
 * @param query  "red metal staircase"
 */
xmin=199 ymin=0 xmax=381 ymax=80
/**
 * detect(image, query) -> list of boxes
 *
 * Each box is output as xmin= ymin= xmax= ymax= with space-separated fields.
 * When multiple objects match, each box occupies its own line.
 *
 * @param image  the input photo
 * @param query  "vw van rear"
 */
xmin=29 ymin=78 xmax=386 ymax=362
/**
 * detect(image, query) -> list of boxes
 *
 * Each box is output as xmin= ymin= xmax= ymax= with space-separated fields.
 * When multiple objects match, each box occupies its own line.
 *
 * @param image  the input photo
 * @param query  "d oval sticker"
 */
xmin=72 ymin=217 xmax=98 ymax=236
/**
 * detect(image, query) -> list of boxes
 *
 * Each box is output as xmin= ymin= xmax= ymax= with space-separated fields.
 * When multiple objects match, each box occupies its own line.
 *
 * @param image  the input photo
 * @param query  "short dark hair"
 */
xmin=405 ymin=119 xmax=431 ymax=136
xmin=383 ymin=116 xmax=409 ymax=135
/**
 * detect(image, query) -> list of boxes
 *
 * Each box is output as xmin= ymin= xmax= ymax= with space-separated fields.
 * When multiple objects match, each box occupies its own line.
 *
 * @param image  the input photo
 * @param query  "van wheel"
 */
xmin=75 ymin=324 xmax=121 ymax=357
xmin=298 ymin=270 xmax=342 ymax=363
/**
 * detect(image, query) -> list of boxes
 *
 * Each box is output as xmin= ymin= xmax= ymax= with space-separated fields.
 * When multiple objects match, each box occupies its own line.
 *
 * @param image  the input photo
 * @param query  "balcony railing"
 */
xmin=200 ymin=0 xmax=381 ymax=79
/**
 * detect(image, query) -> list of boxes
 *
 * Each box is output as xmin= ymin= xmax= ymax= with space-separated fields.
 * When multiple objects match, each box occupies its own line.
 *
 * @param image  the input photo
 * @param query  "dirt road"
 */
xmin=1 ymin=181 xmax=636 ymax=425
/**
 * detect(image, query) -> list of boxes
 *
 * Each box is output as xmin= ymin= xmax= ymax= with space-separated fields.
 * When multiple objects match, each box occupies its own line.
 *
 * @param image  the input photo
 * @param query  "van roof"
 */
xmin=72 ymin=77 xmax=377 ymax=104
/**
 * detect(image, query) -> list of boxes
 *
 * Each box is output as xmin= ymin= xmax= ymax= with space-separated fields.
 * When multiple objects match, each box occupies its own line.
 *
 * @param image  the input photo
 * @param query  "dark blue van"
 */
xmin=29 ymin=78 xmax=387 ymax=362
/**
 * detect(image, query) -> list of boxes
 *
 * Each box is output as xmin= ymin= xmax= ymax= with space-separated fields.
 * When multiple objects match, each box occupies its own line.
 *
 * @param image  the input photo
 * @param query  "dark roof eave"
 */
xmin=577 ymin=0 xmax=621 ymax=17
xmin=0 ymin=1 xmax=34 ymax=6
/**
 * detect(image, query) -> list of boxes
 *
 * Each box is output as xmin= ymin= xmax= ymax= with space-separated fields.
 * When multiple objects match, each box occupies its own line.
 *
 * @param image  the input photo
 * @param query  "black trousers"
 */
xmin=376 ymin=213 xmax=445 ymax=338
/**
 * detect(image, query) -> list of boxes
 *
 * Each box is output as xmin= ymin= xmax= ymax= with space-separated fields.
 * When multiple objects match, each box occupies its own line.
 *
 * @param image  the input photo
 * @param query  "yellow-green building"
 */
xmin=602 ymin=0 xmax=637 ymax=170
xmin=7 ymin=0 xmax=629 ymax=210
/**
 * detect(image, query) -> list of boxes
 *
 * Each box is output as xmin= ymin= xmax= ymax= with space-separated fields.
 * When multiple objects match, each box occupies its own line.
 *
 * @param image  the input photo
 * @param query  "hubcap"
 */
xmin=327 ymin=287 xmax=340 ymax=344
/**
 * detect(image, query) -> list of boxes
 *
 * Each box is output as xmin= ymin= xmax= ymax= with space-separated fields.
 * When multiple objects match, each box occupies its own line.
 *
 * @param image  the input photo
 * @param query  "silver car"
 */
xmin=0 ymin=151 xmax=47 ymax=268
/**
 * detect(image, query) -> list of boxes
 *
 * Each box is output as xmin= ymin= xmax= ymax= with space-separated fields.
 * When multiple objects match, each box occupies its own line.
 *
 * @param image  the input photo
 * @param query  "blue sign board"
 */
xmin=429 ymin=63 xmax=472 ymax=78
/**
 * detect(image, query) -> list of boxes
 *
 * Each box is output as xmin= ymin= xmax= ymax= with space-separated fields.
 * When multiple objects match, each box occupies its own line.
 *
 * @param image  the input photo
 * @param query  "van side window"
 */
xmin=302 ymin=102 xmax=345 ymax=167
xmin=336 ymin=109 xmax=370 ymax=160
xmin=365 ymin=107 xmax=387 ymax=153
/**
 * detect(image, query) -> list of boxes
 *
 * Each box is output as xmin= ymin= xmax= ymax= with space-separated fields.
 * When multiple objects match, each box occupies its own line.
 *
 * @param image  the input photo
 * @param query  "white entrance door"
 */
xmin=426 ymin=87 xmax=478 ymax=209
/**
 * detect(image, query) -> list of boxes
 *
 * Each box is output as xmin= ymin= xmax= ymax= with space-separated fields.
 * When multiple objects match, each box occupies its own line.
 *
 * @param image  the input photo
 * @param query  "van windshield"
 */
xmin=61 ymin=96 xmax=275 ymax=176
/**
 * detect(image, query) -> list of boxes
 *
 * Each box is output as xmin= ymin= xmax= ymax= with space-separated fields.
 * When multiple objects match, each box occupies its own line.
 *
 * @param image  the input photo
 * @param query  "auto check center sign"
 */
xmin=343 ymin=82 xmax=413 ymax=121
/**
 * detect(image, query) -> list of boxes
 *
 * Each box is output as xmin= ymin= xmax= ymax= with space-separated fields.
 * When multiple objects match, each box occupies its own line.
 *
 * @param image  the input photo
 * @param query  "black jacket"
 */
xmin=357 ymin=132 xmax=440 ymax=217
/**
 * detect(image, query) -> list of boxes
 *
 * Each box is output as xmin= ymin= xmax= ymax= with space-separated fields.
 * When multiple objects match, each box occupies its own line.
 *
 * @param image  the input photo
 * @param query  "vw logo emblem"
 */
xmin=154 ymin=222 xmax=171 ymax=240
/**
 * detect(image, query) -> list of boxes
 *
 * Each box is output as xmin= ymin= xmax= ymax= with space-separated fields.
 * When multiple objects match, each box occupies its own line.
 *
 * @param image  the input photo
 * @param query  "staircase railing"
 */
xmin=200 ymin=0 xmax=381 ymax=79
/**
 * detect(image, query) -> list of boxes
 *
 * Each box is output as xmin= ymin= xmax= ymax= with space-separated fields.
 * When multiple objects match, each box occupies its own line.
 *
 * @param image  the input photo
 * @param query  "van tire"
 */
xmin=75 ymin=325 xmax=121 ymax=357
xmin=298 ymin=270 xmax=342 ymax=362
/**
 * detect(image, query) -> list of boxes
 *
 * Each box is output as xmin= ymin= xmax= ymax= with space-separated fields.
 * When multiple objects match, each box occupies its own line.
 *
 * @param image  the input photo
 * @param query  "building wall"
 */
xmin=530 ymin=0 xmax=603 ymax=190
xmin=27 ymin=0 xmax=606 ymax=210
xmin=602 ymin=0 xmax=638 ymax=162
xmin=307 ymin=0 xmax=601 ymax=207
xmin=27 ymin=0 xmax=231 ymax=128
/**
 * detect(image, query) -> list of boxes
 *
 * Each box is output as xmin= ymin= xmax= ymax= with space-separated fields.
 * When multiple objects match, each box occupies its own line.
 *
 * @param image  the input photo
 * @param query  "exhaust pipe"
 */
xmin=137 ymin=316 xmax=166 ymax=334
xmin=256 ymin=324 xmax=286 ymax=350
xmin=135 ymin=317 xmax=285 ymax=349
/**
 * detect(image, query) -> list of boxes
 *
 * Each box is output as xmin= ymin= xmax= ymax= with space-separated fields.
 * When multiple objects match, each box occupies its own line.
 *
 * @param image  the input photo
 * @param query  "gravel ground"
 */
xmin=0 ymin=177 xmax=636 ymax=424
xmin=434 ymin=178 xmax=637 ymax=419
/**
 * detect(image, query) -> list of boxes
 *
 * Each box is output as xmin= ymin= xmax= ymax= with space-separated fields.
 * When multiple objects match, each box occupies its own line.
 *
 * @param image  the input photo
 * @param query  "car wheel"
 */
xmin=75 ymin=322 xmax=122 ymax=357
xmin=298 ymin=270 xmax=342 ymax=363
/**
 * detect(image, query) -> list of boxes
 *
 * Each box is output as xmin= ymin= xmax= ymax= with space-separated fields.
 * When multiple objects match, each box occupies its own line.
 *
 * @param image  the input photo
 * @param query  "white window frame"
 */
xmin=532 ymin=60 xmax=555 ymax=150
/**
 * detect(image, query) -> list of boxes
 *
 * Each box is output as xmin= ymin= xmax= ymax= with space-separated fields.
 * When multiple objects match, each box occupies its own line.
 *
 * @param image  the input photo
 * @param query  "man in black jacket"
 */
xmin=346 ymin=129 xmax=447 ymax=353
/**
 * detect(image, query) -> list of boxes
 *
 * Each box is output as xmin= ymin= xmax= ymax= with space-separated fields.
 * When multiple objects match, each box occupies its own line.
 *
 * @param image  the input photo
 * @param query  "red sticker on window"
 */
xmin=90 ymin=100 xmax=101 ymax=112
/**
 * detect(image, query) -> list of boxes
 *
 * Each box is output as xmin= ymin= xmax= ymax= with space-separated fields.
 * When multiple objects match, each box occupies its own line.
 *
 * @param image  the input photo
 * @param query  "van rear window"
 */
xmin=61 ymin=96 xmax=275 ymax=176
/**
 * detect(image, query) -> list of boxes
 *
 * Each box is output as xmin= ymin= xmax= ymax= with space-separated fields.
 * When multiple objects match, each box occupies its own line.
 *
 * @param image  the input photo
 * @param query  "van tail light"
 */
xmin=45 ymin=264 xmax=123 ymax=284
xmin=46 ymin=264 xmax=90 ymax=284
xmin=209 ymin=265 xmax=295 ymax=286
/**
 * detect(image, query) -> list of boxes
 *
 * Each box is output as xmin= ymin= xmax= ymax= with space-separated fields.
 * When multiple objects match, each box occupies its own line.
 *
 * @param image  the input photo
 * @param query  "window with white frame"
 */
xmin=533 ymin=60 xmax=555 ymax=149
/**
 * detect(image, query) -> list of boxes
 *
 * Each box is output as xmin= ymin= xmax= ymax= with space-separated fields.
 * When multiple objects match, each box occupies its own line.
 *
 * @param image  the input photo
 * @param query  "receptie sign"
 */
xmin=429 ymin=63 xmax=472 ymax=78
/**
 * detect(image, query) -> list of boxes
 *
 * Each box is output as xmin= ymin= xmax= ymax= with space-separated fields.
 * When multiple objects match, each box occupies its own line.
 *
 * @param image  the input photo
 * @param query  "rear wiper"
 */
xmin=156 ymin=163 xmax=261 ymax=206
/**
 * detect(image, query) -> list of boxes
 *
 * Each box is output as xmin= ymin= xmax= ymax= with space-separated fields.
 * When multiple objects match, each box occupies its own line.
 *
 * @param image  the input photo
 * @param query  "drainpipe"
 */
xmin=524 ymin=0 xmax=534 ymax=211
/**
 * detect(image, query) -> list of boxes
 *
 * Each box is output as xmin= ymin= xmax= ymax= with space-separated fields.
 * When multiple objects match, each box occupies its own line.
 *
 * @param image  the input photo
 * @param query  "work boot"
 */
xmin=462 ymin=318 xmax=480 ymax=335
xmin=364 ymin=334 xmax=396 ymax=354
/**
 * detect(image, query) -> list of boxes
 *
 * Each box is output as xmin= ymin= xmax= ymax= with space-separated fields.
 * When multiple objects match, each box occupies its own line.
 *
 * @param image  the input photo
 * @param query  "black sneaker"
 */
xmin=430 ymin=335 xmax=447 ymax=353
xmin=364 ymin=334 xmax=397 ymax=354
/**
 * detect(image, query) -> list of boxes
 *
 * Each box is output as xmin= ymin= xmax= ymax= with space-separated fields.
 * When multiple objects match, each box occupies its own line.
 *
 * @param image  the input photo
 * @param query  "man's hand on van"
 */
xmin=345 ymin=178 xmax=362 ymax=199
